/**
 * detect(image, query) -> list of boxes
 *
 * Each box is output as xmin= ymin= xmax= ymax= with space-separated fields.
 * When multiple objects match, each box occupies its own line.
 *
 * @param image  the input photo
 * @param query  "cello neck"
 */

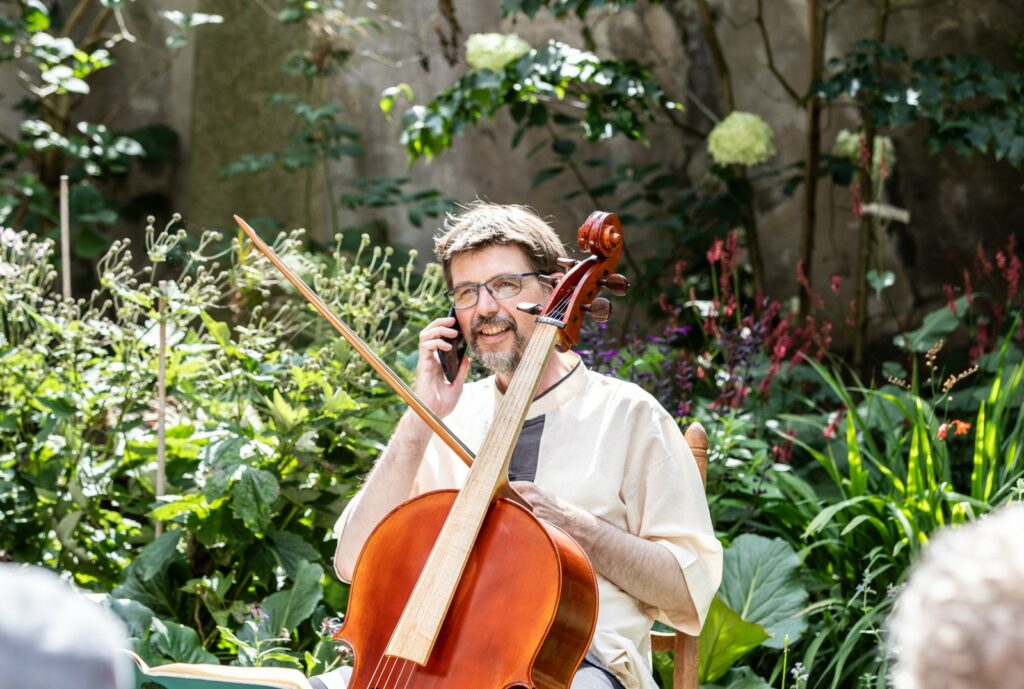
xmin=383 ymin=320 xmax=562 ymax=664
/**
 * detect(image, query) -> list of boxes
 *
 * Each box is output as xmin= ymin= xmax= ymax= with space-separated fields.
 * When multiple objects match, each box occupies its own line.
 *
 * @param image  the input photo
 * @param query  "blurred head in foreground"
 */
xmin=889 ymin=504 xmax=1024 ymax=689
xmin=0 ymin=564 xmax=130 ymax=689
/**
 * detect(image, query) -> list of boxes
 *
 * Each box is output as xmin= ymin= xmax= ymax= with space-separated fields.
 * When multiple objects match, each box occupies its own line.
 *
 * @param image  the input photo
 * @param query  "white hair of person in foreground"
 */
xmin=889 ymin=504 xmax=1024 ymax=689
xmin=0 ymin=563 xmax=131 ymax=689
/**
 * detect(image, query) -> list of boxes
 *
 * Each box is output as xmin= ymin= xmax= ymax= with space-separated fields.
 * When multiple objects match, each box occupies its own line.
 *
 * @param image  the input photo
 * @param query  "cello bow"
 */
xmin=233 ymin=214 xmax=476 ymax=469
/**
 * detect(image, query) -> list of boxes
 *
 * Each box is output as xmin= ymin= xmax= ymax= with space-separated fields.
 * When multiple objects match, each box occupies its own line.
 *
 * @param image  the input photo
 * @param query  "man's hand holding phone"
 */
xmin=413 ymin=310 xmax=470 ymax=419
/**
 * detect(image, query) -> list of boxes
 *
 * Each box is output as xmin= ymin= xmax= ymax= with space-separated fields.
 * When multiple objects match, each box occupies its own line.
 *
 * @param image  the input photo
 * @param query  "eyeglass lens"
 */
xmin=449 ymin=273 xmax=535 ymax=308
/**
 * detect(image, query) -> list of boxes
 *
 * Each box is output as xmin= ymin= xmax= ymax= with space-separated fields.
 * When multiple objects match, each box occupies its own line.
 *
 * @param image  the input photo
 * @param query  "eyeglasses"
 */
xmin=445 ymin=272 xmax=541 ymax=310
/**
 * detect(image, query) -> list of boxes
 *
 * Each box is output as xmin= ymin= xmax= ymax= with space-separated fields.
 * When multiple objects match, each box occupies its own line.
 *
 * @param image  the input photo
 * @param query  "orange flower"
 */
xmin=951 ymin=419 xmax=972 ymax=436
xmin=937 ymin=420 xmax=972 ymax=440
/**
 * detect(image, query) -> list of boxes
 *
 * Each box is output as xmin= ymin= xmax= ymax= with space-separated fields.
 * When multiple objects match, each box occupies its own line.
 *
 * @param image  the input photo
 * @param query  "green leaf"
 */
xmin=894 ymin=297 xmax=968 ymax=352
xmin=203 ymin=436 xmax=246 ymax=501
xmin=112 ymin=561 xmax=182 ymax=619
xmin=268 ymin=530 xmax=321 ymax=578
xmin=531 ymin=166 xmax=564 ymax=188
xmin=74 ymin=225 xmax=111 ymax=259
xmin=231 ymin=466 xmax=279 ymax=534
xmin=200 ymin=311 xmax=235 ymax=353
xmin=717 ymin=534 xmax=808 ymax=649
xmin=866 ymin=269 xmax=895 ymax=297
xmin=106 ymin=597 xmax=155 ymax=639
xmin=135 ymin=530 xmax=183 ymax=582
xmin=699 ymin=597 xmax=770 ymax=683
xmin=150 ymin=617 xmax=218 ymax=664
xmin=260 ymin=561 xmax=324 ymax=635
xmin=714 ymin=666 xmax=773 ymax=689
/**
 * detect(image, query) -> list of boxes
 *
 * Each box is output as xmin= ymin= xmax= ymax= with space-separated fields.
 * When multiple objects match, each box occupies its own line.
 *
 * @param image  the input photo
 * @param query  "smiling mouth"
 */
xmin=477 ymin=324 xmax=511 ymax=337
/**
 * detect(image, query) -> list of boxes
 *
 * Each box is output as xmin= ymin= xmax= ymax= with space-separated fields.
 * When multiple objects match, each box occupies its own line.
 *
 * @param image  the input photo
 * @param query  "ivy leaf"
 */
xmin=260 ymin=560 xmax=324 ymax=635
xmin=698 ymin=597 xmax=770 ymax=683
xmin=717 ymin=534 xmax=808 ymax=649
xmin=231 ymin=466 xmax=279 ymax=534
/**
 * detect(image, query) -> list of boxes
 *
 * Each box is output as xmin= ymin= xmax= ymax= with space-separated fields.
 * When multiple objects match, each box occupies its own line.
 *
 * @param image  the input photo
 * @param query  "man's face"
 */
xmin=449 ymin=245 xmax=550 ymax=375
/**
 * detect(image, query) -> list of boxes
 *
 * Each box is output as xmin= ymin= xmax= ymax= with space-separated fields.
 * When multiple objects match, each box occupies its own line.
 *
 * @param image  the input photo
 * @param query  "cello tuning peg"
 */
xmin=598 ymin=273 xmax=629 ymax=297
xmin=517 ymin=302 xmax=543 ymax=315
xmin=556 ymin=258 xmax=579 ymax=269
xmin=581 ymin=298 xmax=612 ymax=323
xmin=537 ymin=275 xmax=558 ymax=287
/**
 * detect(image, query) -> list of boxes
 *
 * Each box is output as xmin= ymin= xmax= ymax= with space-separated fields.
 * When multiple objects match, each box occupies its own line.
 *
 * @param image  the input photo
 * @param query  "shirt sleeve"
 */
xmin=623 ymin=405 xmax=723 ymax=635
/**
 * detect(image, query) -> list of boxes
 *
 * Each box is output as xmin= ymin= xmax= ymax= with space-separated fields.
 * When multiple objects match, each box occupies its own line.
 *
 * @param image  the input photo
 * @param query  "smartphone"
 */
xmin=437 ymin=306 xmax=467 ymax=383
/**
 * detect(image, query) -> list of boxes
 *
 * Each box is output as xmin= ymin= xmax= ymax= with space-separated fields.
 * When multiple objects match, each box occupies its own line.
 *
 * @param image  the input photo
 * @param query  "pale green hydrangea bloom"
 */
xmin=707 ymin=112 xmax=776 ymax=167
xmin=832 ymin=128 xmax=896 ymax=181
xmin=465 ymin=33 xmax=531 ymax=72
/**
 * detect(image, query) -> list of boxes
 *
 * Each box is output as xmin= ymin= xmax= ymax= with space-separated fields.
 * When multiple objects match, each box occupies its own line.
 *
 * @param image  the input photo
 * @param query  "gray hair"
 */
xmin=889 ymin=504 xmax=1024 ymax=689
xmin=0 ymin=564 xmax=131 ymax=689
xmin=433 ymin=202 xmax=566 ymax=286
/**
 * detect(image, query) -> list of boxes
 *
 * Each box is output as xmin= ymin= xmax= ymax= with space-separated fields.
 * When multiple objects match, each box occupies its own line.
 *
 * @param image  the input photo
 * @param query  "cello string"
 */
xmin=380 ymin=654 xmax=403 ymax=689
xmin=365 ymin=650 xmax=392 ymax=689
xmin=392 ymin=658 xmax=415 ymax=689
xmin=398 ymin=659 xmax=418 ymax=689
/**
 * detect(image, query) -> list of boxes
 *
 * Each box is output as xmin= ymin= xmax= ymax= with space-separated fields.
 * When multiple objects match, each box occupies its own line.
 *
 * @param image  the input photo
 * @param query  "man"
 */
xmin=330 ymin=203 xmax=722 ymax=689
xmin=889 ymin=504 xmax=1024 ymax=689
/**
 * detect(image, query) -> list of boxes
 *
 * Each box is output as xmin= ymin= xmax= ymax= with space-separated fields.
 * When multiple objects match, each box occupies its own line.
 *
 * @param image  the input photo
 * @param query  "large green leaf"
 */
xmin=135 ymin=530 xmax=183 ymax=581
xmin=231 ymin=466 xmax=279 ymax=533
xmin=268 ymin=530 xmax=321 ymax=578
xmin=707 ymin=666 xmax=773 ymax=689
xmin=717 ymin=534 xmax=808 ymax=649
xmin=699 ymin=597 xmax=770 ymax=683
xmin=112 ymin=560 xmax=182 ymax=619
xmin=260 ymin=560 xmax=323 ymax=636
xmin=894 ymin=297 xmax=968 ymax=352
xmin=150 ymin=617 xmax=218 ymax=664
xmin=106 ymin=597 xmax=155 ymax=638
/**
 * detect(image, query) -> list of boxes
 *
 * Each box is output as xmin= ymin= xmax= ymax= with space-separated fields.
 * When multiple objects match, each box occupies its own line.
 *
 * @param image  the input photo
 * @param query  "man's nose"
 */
xmin=475 ymin=285 xmax=500 ymax=315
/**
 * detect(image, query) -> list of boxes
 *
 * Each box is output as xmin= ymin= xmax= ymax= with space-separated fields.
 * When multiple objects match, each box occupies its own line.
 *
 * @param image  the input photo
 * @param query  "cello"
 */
xmin=236 ymin=212 xmax=628 ymax=689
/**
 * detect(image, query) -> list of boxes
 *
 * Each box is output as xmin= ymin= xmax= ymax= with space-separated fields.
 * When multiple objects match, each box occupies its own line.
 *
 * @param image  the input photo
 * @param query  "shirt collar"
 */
xmin=492 ymin=355 xmax=587 ymax=420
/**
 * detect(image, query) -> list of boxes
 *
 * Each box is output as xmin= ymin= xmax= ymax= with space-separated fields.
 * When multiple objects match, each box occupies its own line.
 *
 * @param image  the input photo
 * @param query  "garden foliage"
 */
xmin=0 ymin=222 xmax=445 ymax=672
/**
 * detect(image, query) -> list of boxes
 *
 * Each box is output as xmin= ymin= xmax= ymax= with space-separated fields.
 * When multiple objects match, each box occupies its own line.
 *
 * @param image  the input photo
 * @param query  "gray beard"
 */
xmin=470 ymin=317 xmax=528 ymax=374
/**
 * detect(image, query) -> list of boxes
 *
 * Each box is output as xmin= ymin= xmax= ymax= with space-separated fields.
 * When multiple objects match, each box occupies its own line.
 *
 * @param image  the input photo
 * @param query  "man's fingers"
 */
xmin=418 ymin=326 xmax=460 ymax=344
xmin=426 ymin=339 xmax=452 ymax=352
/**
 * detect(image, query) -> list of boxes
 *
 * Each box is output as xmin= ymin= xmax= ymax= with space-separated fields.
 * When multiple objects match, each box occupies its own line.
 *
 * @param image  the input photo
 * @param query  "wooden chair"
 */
xmin=650 ymin=422 xmax=708 ymax=689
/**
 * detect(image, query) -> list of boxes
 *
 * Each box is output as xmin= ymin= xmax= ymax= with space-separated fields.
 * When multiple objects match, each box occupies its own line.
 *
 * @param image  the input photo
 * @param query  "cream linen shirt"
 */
xmin=334 ymin=361 xmax=722 ymax=689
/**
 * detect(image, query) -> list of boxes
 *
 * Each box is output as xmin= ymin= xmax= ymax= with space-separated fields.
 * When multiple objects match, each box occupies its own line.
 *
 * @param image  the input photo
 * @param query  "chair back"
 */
xmin=650 ymin=422 xmax=708 ymax=689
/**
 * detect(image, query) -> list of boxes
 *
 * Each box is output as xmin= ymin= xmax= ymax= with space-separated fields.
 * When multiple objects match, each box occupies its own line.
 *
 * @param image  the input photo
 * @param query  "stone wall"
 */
xmin=18 ymin=0 xmax=1022 ymax=334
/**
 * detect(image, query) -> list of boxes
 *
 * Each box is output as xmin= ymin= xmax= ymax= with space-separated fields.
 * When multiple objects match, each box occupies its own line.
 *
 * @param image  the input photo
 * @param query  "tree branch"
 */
xmin=61 ymin=0 xmax=94 ymax=38
xmin=754 ymin=0 xmax=801 ymax=104
xmin=693 ymin=0 xmax=734 ymax=113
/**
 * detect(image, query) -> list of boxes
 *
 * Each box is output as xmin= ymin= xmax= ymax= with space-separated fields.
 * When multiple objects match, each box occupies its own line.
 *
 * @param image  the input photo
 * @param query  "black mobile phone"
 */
xmin=437 ymin=306 xmax=467 ymax=383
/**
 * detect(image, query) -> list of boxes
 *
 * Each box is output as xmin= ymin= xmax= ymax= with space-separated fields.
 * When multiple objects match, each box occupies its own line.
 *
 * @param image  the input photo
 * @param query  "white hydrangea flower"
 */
xmin=832 ymin=128 xmax=896 ymax=181
xmin=707 ymin=112 xmax=776 ymax=167
xmin=465 ymin=33 xmax=531 ymax=73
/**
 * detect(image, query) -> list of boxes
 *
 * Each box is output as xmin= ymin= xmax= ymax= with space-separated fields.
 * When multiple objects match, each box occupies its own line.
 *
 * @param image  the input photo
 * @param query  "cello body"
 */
xmin=335 ymin=490 xmax=599 ymax=689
